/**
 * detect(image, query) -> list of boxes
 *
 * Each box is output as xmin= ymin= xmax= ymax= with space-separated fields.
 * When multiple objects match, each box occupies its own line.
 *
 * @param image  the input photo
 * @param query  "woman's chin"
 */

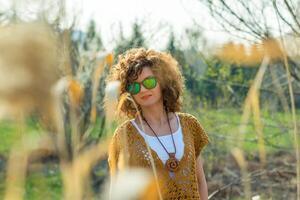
xmin=138 ymin=99 xmax=159 ymax=107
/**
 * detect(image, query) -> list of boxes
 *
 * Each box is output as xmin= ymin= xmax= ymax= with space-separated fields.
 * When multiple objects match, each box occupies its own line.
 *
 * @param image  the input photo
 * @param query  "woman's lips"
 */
xmin=141 ymin=94 xmax=152 ymax=100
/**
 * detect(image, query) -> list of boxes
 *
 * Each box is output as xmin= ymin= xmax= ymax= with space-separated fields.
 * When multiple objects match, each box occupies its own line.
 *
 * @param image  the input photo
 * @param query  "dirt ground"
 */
xmin=0 ymin=149 xmax=296 ymax=199
xmin=206 ymin=150 xmax=297 ymax=199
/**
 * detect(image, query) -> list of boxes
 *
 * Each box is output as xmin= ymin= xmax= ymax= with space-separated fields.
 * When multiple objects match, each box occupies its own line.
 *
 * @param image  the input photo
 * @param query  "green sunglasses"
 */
xmin=126 ymin=76 xmax=157 ymax=95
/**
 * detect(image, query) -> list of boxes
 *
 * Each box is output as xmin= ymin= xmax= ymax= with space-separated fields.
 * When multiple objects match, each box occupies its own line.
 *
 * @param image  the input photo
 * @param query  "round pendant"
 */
xmin=165 ymin=154 xmax=179 ymax=172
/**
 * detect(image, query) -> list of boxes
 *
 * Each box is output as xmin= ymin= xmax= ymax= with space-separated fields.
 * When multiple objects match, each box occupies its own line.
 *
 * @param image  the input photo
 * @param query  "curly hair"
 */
xmin=106 ymin=48 xmax=185 ymax=119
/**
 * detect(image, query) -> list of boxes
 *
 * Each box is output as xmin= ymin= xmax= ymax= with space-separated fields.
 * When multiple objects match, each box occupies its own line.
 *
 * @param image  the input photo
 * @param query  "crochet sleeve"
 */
xmin=190 ymin=115 xmax=209 ymax=158
xmin=107 ymin=130 xmax=120 ymax=177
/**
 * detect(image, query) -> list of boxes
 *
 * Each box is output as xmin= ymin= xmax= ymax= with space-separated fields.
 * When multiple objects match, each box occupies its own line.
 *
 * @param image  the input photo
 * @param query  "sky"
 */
xmin=64 ymin=0 xmax=229 ymax=50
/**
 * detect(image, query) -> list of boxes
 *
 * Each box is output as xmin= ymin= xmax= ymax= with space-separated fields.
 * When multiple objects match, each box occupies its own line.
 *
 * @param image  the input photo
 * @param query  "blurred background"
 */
xmin=0 ymin=0 xmax=299 ymax=199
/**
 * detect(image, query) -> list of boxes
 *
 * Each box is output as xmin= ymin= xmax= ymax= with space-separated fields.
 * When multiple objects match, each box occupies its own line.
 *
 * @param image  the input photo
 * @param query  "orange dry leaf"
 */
xmin=105 ymin=53 xmax=114 ymax=67
xmin=246 ymin=44 xmax=264 ymax=65
xmin=139 ymin=178 xmax=160 ymax=200
xmin=217 ymin=38 xmax=285 ymax=65
xmin=262 ymin=38 xmax=284 ymax=61
xmin=68 ymin=79 xmax=84 ymax=106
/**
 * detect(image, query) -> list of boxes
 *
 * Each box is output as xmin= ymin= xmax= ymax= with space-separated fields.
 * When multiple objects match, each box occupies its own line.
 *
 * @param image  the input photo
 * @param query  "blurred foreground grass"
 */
xmin=0 ymin=108 xmax=298 ymax=199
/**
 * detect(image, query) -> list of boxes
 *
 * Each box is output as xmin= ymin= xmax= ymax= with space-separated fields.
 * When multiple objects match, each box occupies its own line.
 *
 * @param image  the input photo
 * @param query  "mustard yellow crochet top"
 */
xmin=108 ymin=112 xmax=209 ymax=199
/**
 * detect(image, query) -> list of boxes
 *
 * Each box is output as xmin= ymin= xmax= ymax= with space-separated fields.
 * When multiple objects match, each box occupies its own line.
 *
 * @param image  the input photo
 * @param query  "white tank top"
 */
xmin=130 ymin=113 xmax=184 ymax=165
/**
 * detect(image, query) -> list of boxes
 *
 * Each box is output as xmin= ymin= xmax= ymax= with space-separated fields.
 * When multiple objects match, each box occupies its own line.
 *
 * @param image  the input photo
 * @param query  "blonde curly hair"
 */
xmin=106 ymin=48 xmax=185 ymax=119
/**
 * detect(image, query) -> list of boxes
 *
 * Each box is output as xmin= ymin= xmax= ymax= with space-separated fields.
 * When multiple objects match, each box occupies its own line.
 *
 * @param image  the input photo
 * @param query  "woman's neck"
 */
xmin=139 ymin=101 xmax=169 ymax=126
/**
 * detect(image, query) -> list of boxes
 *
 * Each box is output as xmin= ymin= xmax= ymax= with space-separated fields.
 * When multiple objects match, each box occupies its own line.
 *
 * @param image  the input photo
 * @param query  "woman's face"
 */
xmin=131 ymin=67 xmax=163 ymax=108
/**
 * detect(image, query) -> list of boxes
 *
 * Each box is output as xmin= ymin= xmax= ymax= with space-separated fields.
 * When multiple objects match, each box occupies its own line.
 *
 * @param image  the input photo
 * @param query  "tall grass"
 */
xmin=218 ymin=37 xmax=299 ymax=199
xmin=0 ymin=19 xmax=158 ymax=199
xmin=0 ymin=21 xmax=113 ymax=200
xmin=0 ymin=1 xmax=299 ymax=200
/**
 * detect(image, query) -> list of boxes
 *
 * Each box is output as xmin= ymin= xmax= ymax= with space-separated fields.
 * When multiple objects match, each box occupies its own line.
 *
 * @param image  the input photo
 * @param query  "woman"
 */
xmin=106 ymin=48 xmax=209 ymax=200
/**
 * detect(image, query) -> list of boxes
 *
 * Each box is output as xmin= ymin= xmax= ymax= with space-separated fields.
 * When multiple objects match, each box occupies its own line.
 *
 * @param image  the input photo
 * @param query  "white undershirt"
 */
xmin=130 ymin=113 xmax=184 ymax=165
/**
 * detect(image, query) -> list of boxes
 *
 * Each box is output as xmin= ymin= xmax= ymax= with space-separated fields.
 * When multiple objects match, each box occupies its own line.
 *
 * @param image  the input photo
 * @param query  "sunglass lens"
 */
xmin=143 ymin=77 xmax=157 ymax=89
xmin=127 ymin=82 xmax=140 ymax=95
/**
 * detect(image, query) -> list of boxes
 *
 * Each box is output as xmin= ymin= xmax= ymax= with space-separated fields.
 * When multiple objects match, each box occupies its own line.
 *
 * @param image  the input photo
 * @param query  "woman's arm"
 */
xmin=196 ymin=156 xmax=208 ymax=200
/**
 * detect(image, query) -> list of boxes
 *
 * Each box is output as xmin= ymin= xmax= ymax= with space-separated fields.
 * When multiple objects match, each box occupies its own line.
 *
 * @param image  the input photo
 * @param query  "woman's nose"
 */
xmin=140 ymin=84 xmax=147 ymax=92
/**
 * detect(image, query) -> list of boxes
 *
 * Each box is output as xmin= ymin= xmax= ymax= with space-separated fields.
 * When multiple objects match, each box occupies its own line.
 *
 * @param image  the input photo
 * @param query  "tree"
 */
xmin=114 ymin=22 xmax=147 ymax=56
xmin=83 ymin=20 xmax=103 ymax=51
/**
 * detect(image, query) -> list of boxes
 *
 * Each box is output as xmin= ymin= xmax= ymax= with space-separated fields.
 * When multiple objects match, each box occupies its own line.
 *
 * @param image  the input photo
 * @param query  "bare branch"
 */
xmin=273 ymin=0 xmax=300 ymax=36
xmin=206 ymin=2 xmax=261 ymax=40
xmin=284 ymin=0 xmax=300 ymax=29
xmin=218 ymin=0 xmax=263 ymax=38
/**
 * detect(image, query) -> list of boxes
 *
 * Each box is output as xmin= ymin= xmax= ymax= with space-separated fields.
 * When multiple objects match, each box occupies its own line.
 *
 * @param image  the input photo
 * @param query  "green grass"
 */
xmin=0 ymin=172 xmax=5 ymax=199
xmin=0 ymin=118 xmax=62 ymax=199
xmin=24 ymin=169 xmax=62 ymax=200
xmin=0 ymin=169 xmax=62 ymax=200
xmin=0 ymin=118 xmax=43 ymax=155
xmin=188 ymin=107 xmax=299 ymax=154
xmin=0 ymin=117 xmax=107 ymax=199
xmin=1 ymin=108 xmax=296 ymax=157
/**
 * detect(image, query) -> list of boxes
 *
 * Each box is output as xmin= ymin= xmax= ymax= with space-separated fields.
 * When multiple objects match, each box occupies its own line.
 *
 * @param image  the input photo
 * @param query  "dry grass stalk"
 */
xmin=61 ymin=138 xmax=110 ymax=200
xmin=0 ymin=22 xmax=60 ymax=119
xmin=126 ymin=96 xmax=163 ymax=200
xmin=278 ymin=40 xmax=300 ymax=200
xmin=231 ymin=148 xmax=251 ymax=199
xmin=90 ymin=60 xmax=105 ymax=124
xmin=238 ymin=56 xmax=269 ymax=167
xmin=274 ymin=11 xmax=300 ymax=198
xmin=4 ymin=133 xmax=56 ymax=200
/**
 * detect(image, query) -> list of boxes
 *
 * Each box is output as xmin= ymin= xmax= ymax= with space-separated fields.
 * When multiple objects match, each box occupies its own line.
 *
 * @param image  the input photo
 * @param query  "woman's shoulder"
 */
xmin=177 ymin=112 xmax=209 ymax=144
xmin=176 ymin=112 xmax=206 ymax=131
xmin=176 ymin=112 xmax=199 ymax=122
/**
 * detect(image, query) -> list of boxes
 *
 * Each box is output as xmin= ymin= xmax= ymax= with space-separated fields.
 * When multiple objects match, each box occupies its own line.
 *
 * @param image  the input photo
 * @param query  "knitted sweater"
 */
xmin=108 ymin=112 xmax=209 ymax=200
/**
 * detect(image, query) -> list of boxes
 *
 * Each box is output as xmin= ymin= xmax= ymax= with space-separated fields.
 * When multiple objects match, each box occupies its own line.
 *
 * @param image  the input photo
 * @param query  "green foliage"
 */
xmin=165 ymin=29 xmax=258 ymax=108
xmin=83 ymin=20 xmax=103 ymax=51
xmin=197 ymin=59 xmax=258 ymax=107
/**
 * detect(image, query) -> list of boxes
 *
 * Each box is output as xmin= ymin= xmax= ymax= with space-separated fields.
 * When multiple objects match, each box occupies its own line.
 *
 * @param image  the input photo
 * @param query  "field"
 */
xmin=0 ymin=108 xmax=298 ymax=199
